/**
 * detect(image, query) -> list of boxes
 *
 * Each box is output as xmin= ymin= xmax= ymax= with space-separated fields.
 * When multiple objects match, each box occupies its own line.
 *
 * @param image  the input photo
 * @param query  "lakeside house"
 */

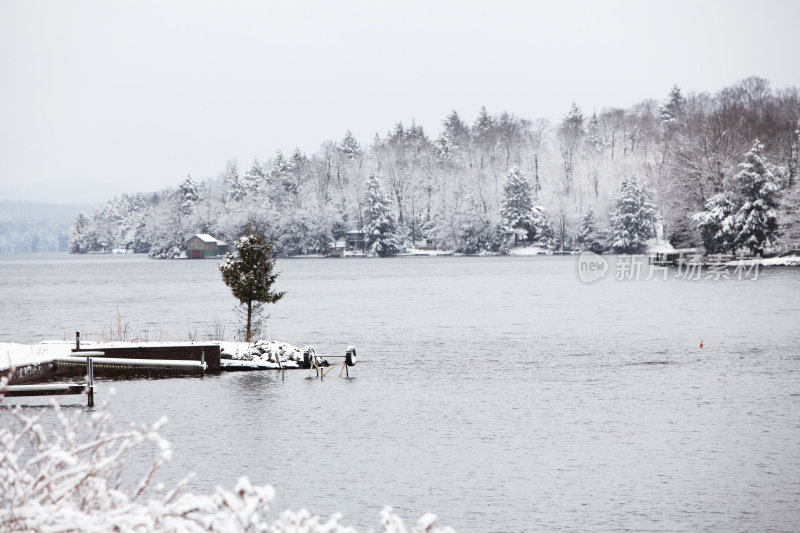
xmin=345 ymin=230 xmax=366 ymax=253
xmin=327 ymin=238 xmax=347 ymax=257
xmin=186 ymin=234 xmax=228 ymax=258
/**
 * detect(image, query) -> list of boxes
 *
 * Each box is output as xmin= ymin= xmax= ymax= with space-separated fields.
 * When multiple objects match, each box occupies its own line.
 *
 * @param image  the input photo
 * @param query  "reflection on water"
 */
xmin=2 ymin=254 xmax=800 ymax=532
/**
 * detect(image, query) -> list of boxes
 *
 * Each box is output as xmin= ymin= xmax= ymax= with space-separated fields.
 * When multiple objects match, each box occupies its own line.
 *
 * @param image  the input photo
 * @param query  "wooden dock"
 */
xmin=55 ymin=356 xmax=206 ymax=373
xmin=2 ymin=353 xmax=97 ymax=406
xmin=1 ymin=383 xmax=89 ymax=398
xmin=72 ymin=342 xmax=220 ymax=372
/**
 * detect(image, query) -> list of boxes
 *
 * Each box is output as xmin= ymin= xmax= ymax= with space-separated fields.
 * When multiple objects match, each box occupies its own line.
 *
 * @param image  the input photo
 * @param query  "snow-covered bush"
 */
xmin=0 ymin=396 xmax=454 ymax=532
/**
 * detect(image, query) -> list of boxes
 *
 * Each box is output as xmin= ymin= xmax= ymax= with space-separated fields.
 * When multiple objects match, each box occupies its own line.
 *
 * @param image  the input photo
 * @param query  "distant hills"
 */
xmin=0 ymin=201 xmax=95 ymax=253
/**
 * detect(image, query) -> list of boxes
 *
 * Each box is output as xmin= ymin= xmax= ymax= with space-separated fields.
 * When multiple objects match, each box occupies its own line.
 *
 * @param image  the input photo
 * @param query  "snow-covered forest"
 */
xmin=69 ymin=77 xmax=800 ymax=257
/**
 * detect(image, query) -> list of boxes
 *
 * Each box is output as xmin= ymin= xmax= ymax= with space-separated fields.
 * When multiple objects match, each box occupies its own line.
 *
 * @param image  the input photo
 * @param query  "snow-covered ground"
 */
xmin=731 ymin=255 xmax=800 ymax=267
xmin=399 ymin=247 xmax=454 ymax=256
xmin=508 ymin=244 xmax=551 ymax=256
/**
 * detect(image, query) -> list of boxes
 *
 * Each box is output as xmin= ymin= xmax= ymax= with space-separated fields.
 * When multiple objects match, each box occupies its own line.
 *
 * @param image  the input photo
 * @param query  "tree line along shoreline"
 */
xmin=67 ymin=76 xmax=800 ymax=258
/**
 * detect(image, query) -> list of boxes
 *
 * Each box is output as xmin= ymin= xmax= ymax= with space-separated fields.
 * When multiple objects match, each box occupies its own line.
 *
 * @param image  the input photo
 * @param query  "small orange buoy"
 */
xmin=700 ymin=338 xmax=704 ymax=348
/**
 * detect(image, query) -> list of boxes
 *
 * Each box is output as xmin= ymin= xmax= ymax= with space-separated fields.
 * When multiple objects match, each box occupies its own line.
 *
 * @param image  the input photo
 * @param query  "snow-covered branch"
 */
xmin=0 ymin=396 xmax=453 ymax=532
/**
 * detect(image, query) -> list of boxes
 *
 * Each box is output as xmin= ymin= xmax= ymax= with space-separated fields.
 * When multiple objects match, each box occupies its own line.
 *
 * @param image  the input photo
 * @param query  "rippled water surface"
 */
xmin=2 ymin=254 xmax=800 ymax=532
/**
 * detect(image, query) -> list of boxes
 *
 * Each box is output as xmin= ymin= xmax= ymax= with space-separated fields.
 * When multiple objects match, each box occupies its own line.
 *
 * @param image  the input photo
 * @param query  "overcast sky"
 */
xmin=1 ymin=0 xmax=798 ymax=204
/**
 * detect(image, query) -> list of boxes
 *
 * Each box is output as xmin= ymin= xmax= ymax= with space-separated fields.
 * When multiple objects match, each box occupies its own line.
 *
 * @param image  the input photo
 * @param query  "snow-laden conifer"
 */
xmin=658 ymin=85 xmax=685 ymax=126
xmin=223 ymin=163 xmax=245 ymax=204
xmin=692 ymin=193 xmax=737 ymax=254
xmin=340 ymin=130 xmax=362 ymax=160
xmin=575 ymin=207 xmax=595 ymax=250
xmin=609 ymin=175 xmax=656 ymax=253
xmin=363 ymin=174 xmax=402 ymax=257
xmin=500 ymin=167 xmax=536 ymax=242
xmin=177 ymin=175 xmax=201 ymax=215
xmin=729 ymin=140 xmax=780 ymax=253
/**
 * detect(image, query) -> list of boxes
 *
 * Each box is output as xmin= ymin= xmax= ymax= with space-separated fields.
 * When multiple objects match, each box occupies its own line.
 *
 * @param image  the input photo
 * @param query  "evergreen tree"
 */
xmin=147 ymin=192 xmax=184 ymax=259
xmin=340 ymin=130 xmax=362 ymax=160
xmin=609 ymin=175 xmax=657 ymax=253
xmin=586 ymin=113 xmax=604 ymax=153
xmin=285 ymin=148 xmax=309 ymax=205
xmin=530 ymin=206 xmax=553 ymax=246
xmin=473 ymin=106 xmax=495 ymax=140
xmin=441 ymin=110 xmax=470 ymax=157
xmin=433 ymin=135 xmax=453 ymax=162
xmin=729 ymin=140 xmax=780 ymax=253
xmin=363 ymin=173 xmax=402 ymax=257
xmin=268 ymin=151 xmax=290 ymax=206
xmin=575 ymin=207 xmax=595 ymax=250
xmin=68 ymin=213 xmax=91 ymax=253
xmin=177 ymin=175 xmax=200 ymax=215
xmin=243 ymin=159 xmax=265 ymax=195
xmin=500 ymin=167 xmax=536 ymax=242
xmin=558 ymin=102 xmax=585 ymax=196
xmin=692 ymin=193 xmax=737 ymax=254
xmin=551 ymin=209 xmax=573 ymax=251
xmin=219 ymin=222 xmax=285 ymax=342
xmin=223 ymin=163 xmax=245 ymax=203
xmin=658 ymin=85 xmax=685 ymax=126
xmin=457 ymin=195 xmax=508 ymax=255
xmin=788 ymin=119 xmax=799 ymax=188
xmin=273 ymin=212 xmax=330 ymax=257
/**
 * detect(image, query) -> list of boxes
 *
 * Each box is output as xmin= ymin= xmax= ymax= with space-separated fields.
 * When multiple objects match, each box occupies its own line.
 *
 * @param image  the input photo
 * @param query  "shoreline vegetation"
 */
xmin=62 ymin=77 xmax=799 ymax=261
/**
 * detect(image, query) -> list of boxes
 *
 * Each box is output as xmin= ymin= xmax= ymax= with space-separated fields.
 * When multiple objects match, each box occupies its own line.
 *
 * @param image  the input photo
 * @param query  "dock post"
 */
xmin=201 ymin=350 xmax=206 ymax=377
xmin=76 ymin=331 xmax=81 ymax=350
xmin=87 ymin=357 xmax=94 ymax=407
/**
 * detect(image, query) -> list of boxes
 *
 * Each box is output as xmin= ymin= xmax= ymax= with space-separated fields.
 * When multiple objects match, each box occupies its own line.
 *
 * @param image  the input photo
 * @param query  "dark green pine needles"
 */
xmin=219 ymin=223 xmax=285 ymax=342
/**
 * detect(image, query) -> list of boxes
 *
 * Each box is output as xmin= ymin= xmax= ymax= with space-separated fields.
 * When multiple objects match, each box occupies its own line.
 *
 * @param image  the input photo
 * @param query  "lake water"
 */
xmin=1 ymin=253 xmax=799 ymax=532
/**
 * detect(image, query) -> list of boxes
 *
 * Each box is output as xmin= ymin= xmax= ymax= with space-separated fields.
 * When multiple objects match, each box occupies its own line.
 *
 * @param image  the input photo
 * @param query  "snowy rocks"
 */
xmin=222 ymin=340 xmax=303 ymax=368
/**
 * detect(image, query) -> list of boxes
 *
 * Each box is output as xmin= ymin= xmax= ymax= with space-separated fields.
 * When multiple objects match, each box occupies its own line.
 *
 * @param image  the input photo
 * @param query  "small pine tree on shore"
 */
xmin=609 ymin=175 xmax=656 ymax=253
xmin=219 ymin=222 xmax=285 ymax=342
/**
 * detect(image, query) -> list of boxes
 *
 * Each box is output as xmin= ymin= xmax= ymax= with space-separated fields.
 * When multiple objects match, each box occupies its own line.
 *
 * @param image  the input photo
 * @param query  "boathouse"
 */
xmin=186 ymin=234 xmax=228 ymax=258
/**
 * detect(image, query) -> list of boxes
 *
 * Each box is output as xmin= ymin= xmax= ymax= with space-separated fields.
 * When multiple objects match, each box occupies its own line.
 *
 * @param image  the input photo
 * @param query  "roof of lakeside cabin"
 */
xmin=187 ymin=234 xmax=227 ymax=246
xmin=192 ymin=234 xmax=218 ymax=243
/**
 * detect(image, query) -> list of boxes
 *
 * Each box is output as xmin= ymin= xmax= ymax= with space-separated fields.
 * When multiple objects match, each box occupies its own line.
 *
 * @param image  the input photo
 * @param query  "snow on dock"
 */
xmin=0 ymin=340 xmax=74 ymax=371
xmin=1 ymin=339 xmax=310 ymax=374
